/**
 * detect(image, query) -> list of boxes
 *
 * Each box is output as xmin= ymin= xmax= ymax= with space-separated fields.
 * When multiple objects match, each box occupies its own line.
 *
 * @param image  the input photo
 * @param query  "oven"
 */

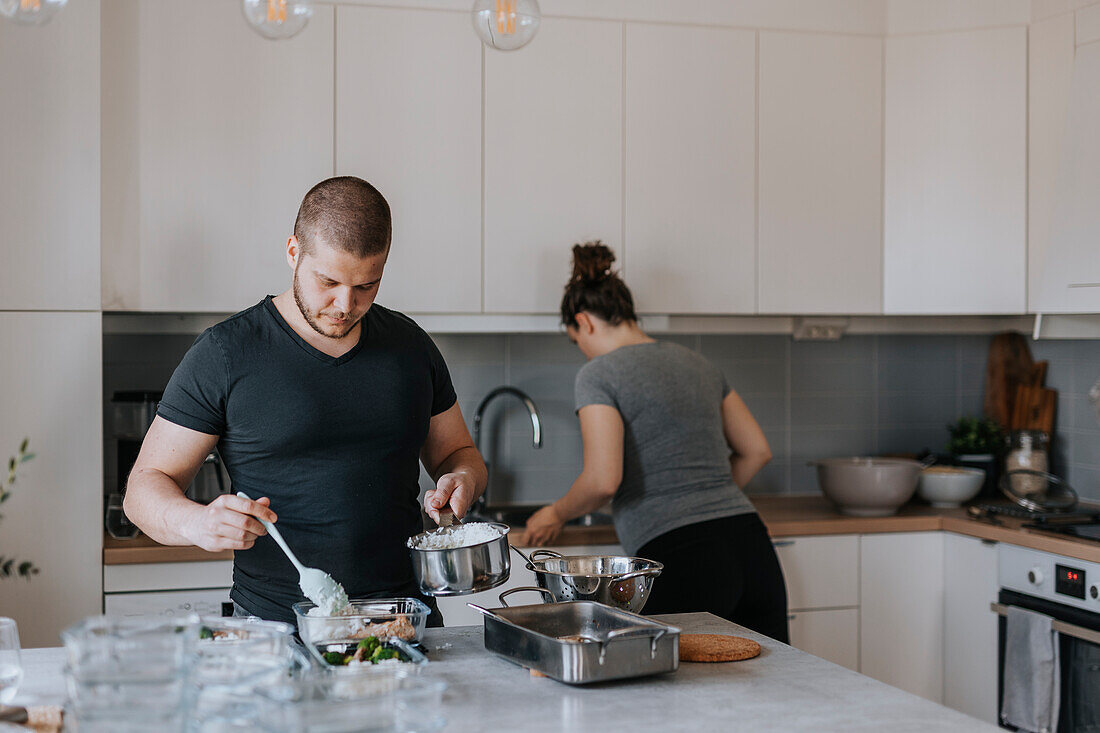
xmin=995 ymin=545 xmax=1100 ymax=732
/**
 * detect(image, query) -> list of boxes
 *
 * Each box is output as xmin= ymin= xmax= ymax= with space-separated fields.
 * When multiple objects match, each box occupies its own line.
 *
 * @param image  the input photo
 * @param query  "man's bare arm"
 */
xmin=419 ymin=403 xmax=487 ymax=522
xmin=123 ymin=416 xmax=276 ymax=552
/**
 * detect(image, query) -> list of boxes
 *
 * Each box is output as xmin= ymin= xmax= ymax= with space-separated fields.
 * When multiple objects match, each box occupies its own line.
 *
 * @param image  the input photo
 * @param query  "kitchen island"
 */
xmin=14 ymin=612 xmax=994 ymax=732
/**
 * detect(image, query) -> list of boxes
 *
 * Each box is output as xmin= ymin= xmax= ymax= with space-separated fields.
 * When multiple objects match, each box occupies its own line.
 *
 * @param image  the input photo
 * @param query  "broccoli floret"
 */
xmin=199 ymin=627 xmax=214 ymax=640
xmin=356 ymin=636 xmax=380 ymax=655
xmin=370 ymin=647 xmax=399 ymax=663
xmin=323 ymin=651 xmax=349 ymax=666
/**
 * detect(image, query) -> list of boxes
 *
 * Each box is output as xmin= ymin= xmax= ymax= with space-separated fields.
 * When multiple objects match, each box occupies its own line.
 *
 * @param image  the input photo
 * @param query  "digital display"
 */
xmin=1055 ymin=564 xmax=1086 ymax=599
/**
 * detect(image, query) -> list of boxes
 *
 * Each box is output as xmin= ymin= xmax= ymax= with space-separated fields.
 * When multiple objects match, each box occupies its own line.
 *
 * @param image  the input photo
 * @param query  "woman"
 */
xmin=521 ymin=242 xmax=789 ymax=642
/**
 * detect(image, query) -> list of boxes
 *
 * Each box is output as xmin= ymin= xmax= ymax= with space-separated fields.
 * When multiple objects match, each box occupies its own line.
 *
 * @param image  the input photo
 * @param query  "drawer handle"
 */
xmin=772 ymin=540 xmax=795 ymax=548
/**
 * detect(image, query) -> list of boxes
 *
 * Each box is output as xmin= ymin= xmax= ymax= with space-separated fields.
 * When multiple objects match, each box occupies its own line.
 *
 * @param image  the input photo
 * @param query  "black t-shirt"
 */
xmin=157 ymin=296 xmax=457 ymax=624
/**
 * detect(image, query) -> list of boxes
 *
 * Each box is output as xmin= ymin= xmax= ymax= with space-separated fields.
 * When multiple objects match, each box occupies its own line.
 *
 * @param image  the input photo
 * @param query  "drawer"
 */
xmin=788 ymin=608 xmax=859 ymax=671
xmin=772 ymin=535 xmax=858 ymax=609
xmin=104 ymin=560 xmax=234 ymax=593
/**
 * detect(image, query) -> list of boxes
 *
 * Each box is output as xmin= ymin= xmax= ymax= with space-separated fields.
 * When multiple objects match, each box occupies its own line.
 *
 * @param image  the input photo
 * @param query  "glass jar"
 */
xmin=1004 ymin=429 xmax=1050 ymax=478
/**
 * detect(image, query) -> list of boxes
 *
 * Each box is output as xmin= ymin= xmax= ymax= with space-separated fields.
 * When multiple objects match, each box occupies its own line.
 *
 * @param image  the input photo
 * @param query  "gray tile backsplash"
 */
xmin=104 ymin=330 xmax=1100 ymax=504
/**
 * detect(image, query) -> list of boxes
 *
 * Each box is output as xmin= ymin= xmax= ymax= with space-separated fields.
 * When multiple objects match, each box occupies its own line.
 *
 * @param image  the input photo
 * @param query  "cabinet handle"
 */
xmin=787 ymin=614 xmax=796 ymax=621
xmin=980 ymin=539 xmax=998 ymax=546
xmin=772 ymin=540 xmax=795 ymax=548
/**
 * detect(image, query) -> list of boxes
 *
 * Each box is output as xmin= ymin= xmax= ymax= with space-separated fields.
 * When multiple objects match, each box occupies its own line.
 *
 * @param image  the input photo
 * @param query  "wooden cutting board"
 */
xmin=984 ymin=332 xmax=1035 ymax=428
xmin=1011 ymin=384 xmax=1057 ymax=434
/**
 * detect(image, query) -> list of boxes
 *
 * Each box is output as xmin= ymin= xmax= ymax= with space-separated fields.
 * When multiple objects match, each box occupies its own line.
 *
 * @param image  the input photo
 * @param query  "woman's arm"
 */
xmin=519 ymin=405 xmax=623 ymax=546
xmin=722 ymin=389 xmax=772 ymax=488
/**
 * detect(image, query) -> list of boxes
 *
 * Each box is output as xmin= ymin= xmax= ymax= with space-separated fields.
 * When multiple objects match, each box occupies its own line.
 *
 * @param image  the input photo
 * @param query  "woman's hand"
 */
xmin=520 ymin=505 xmax=566 ymax=547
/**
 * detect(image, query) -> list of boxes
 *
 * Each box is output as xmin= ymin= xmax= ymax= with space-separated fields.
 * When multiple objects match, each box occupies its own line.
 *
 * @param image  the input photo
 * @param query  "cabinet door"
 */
xmin=860 ymin=532 xmax=945 ymax=703
xmin=884 ymin=28 xmax=1026 ymax=314
xmin=105 ymin=0 xmax=335 ymax=312
xmin=1027 ymin=13 xmax=1076 ymax=313
xmin=772 ymin=535 xmax=859 ymax=610
xmin=0 ymin=313 xmax=102 ymax=647
xmin=788 ymin=608 xmax=859 ymax=671
xmin=484 ymin=18 xmax=622 ymax=314
xmin=623 ymin=23 xmax=756 ymax=315
xmin=758 ymin=32 xmax=882 ymax=315
xmin=336 ymin=7 xmax=482 ymax=314
xmin=942 ymin=534 xmax=998 ymax=724
xmin=0 ymin=0 xmax=99 ymax=311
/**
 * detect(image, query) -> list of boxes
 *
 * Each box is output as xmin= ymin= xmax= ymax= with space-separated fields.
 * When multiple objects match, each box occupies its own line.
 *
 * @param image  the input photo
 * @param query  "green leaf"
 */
xmin=20 ymin=453 xmax=35 ymax=463
xmin=17 ymin=561 xmax=36 ymax=578
xmin=7 ymin=457 xmax=14 ymax=474
xmin=1 ymin=559 xmax=12 ymax=577
xmin=19 ymin=438 xmax=28 ymax=455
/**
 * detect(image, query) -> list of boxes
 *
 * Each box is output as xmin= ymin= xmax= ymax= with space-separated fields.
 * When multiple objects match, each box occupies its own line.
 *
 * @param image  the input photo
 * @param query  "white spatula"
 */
xmin=235 ymin=491 xmax=349 ymax=615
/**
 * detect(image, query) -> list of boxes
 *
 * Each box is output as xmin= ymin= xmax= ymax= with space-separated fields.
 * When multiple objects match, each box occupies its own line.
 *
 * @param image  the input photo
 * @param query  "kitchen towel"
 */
xmin=1002 ymin=606 xmax=1061 ymax=733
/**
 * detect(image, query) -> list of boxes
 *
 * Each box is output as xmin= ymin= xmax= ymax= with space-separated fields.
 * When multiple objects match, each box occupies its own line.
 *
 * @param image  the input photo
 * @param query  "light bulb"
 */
xmin=241 ymin=0 xmax=313 ymax=41
xmin=471 ymin=0 xmax=540 ymax=51
xmin=0 ymin=0 xmax=67 ymax=26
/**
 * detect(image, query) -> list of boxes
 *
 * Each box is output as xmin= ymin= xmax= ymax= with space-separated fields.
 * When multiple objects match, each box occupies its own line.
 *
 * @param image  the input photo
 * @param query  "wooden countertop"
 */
xmin=103 ymin=495 xmax=1100 ymax=566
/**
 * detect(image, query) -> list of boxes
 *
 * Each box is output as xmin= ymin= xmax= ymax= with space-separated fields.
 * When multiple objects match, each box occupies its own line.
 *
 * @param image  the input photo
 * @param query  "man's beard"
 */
xmin=292 ymin=267 xmax=362 ymax=340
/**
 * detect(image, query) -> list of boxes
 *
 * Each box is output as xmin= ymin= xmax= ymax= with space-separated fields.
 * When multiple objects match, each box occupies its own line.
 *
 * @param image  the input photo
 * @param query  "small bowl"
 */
xmin=293 ymin=598 xmax=430 ymax=651
xmin=918 ymin=466 xmax=986 ymax=508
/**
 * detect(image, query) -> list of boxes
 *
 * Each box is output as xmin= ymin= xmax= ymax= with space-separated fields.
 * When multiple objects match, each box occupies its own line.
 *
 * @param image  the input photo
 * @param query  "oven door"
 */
xmin=995 ymin=589 xmax=1100 ymax=732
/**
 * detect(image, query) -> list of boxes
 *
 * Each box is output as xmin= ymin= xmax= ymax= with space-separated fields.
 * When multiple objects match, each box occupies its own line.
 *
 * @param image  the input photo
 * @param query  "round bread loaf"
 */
xmin=678 ymin=633 xmax=761 ymax=662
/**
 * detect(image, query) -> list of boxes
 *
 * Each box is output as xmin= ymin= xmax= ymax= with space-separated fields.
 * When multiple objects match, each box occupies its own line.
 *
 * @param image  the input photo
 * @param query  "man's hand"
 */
xmin=519 ymin=504 xmax=565 ymax=547
xmin=424 ymin=471 xmax=477 ymax=525
xmin=181 ymin=494 xmax=278 ymax=552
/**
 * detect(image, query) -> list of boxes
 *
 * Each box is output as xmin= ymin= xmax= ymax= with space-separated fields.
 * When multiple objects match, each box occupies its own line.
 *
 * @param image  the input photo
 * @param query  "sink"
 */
xmin=466 ymin=506 xmax=613 ymax=528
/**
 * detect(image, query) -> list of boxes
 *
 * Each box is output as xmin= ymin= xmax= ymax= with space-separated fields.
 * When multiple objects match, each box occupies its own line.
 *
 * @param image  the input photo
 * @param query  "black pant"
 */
xmin=637 ymin=513 xmax=789 ymax=644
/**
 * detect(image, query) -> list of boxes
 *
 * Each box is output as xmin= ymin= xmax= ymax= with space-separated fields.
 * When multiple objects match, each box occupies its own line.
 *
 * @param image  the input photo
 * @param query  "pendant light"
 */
xmin=0 ymin=0 xmax=67 ymax=25
xmin=241 ymin=0 xmax=313 ymax=41
xmin=471 ymin=0 xmax=540 ymax=51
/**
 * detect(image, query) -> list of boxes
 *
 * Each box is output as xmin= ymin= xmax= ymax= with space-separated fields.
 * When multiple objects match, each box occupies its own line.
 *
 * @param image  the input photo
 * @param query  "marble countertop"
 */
xmin=15 ymin=613 xmax=995 ymax=732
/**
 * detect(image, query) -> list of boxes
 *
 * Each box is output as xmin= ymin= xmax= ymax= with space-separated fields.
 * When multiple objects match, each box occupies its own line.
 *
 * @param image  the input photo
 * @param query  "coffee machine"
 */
xmin=112 ymin=391 xmax=228 ymax=505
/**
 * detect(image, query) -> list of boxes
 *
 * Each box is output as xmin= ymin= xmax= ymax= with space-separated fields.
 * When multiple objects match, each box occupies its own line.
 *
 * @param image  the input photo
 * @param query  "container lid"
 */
xmin=999 ymin=469 xmax=1078 ymax=512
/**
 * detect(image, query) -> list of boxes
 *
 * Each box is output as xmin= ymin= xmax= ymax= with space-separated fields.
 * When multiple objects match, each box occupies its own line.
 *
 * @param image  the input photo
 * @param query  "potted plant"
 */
xmin=1 ymin=439 xmax=38 ymax=580
xmin=945 ymin=418 xmax=1003 ymax=499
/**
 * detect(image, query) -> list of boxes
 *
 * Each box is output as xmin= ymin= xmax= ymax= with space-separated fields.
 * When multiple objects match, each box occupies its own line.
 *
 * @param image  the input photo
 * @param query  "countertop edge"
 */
xmin=103 ymin=497 xmax=1100 ymax=566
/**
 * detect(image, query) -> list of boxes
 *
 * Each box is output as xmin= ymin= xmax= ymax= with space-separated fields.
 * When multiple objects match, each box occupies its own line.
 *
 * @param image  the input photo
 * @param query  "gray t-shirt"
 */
xmin=574 ymin=341 xmax=756 ymax=554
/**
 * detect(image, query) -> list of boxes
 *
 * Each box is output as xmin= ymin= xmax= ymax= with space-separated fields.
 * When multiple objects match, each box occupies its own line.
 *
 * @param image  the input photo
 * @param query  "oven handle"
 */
xmin=990 ymin=602 xmax=1100 ymax=645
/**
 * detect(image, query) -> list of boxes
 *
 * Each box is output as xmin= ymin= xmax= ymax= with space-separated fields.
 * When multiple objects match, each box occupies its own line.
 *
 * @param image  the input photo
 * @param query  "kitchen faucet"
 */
xmin=471 ymin=386 xmax=542 ymax=514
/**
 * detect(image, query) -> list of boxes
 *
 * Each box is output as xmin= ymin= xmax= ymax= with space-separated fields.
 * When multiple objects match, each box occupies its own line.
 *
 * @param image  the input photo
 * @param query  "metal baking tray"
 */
xmin=467 ymin=599 xmax=680 ymax=684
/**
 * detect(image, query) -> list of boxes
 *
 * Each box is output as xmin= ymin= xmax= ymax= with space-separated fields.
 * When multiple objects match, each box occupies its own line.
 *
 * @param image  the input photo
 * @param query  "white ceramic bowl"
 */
xmin=813 ymin=457 xmax=922 ymax=517
xmin=918 ymin=466 xmax=985 ymax=508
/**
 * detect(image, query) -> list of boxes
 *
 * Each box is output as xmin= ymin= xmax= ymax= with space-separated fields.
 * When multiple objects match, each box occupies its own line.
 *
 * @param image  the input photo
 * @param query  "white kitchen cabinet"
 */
xmin=772 ymin=535 xmax=859 ymax=610
xmin=336 ymin=7 xmax=482 ymax=315
xmin=0 ymin=313 xmax=102 ymax=648
xmin=483 ymin=18 xmax=622 ymax=314
xmin=1032 ymin=34 xmax=1100 ymax=313
xmin=623 ymin=23 xmax=756 ymax=315
xmin=773 ymin=535 xmax=860 ymax=670
xmin=942 ymin=533 xmax=998 ymax=724
xmin=435 ymin=544 xmax=623 ymax=626
xmin=860 ymin=532 xmax=945 ymax=703
xmin=101 ymin=0 xmax=335 ymax=312
xmin=788 ymin=608 xmax=859 ymax=672
xmin=883 ymin=28 xmax=1026 ymax=315
xmin=1027 ymin=12 xmax=1077 ymax=314
xmin=0 ymin=0 xmax=100 ymax=311
xmin=758 ymin=32 xmax=883 ymax=315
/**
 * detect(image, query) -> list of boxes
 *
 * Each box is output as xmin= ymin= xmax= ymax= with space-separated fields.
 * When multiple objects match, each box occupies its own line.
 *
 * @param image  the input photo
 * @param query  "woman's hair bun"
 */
xmin=571 ymin=241 xmax=615 ymax=284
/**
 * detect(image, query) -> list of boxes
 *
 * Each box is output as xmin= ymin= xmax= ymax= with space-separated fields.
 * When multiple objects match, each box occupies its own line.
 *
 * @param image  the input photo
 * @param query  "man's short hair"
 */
xmin=293 ymin=176 xmax=391 ymax=258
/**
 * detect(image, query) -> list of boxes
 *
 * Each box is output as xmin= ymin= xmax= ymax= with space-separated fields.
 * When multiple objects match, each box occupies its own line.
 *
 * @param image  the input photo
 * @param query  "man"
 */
xmin=124 ymin=176 xmax=486 ymax=625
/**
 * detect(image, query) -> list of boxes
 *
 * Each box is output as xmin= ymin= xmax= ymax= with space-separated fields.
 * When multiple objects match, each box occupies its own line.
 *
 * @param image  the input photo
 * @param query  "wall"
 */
xmin=104 ymin=330 xmax=1100 ymax=506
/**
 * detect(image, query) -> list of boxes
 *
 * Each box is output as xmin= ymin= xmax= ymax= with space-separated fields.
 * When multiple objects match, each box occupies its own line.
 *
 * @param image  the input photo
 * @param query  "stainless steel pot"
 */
xmin=509 ymin=550 xmax=663 ymax=614
xmin=406 ymin=523 xmax=511 ymax=596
